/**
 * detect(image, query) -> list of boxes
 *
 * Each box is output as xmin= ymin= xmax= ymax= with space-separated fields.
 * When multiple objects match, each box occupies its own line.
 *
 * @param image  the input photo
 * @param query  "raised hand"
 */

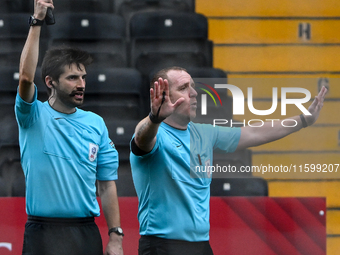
xmin=305 ymin=85 xmax=328 ymax=126
xmin=34 ymin=0 xmax=54 ymax=20
xmin=150 ymin=77 xmax=184 ymax=123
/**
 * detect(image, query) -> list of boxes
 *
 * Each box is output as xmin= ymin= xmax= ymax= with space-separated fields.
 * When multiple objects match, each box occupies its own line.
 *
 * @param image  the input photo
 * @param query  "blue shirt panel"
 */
xmin=130 ymin=122 xmax=241 ymax=241
xmin=15 ymin=86 xmax=118 ymax=217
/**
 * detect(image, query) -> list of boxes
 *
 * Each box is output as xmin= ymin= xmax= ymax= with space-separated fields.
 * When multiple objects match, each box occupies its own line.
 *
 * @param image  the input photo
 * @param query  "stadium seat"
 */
xmin=210 ymin=177 xmax=268 ymax=196
xmin=115 ymin=0 xmax=195 ymax=21
xmin=129 ymin=11 xmax=213 ymax=76
xmin=80 ymin=67 xmax=144 ymax=162
xmin=0 ymin=13 xmax=49 ymax=67
xmin=190 ymin=70 xmax=232 ymax=124
xmin=186 ymin=67 xmax=227 ymax=79
xmin=26 ymin=0 xmax=114 ymax=13
xmin=116 ymin=0 xmax=195 ymax=37
xmin=0 ymin=177 xmax=7 ymax=196
xmin=212 ymin=149 xmax=253 ymax=178
xmin=33 ymin=67 xmax=49 ymax=102
xmin=115 ymin=163 xmax=137 ymax=196
xmin=80 ymin=67 xmax=146 ymax=120
xmin=48 ymin=13 xmax=127 ymax=68
xmin=0 ymin=0 xmax=28 ymax=13
xmin=105 ymin=119 xmax=139 ymax=162
xmin=0 ymin=145 xmax=22 ymax=197
xmin=11 ymin=170 xmax=26 ymax=197
xmin=0 ymin=66 xmax=20 ymax=147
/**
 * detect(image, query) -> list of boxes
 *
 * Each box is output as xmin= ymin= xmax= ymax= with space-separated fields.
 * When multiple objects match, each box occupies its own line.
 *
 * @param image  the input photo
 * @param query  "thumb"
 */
xmin=172 ymin=97 xmax=185 ymax=109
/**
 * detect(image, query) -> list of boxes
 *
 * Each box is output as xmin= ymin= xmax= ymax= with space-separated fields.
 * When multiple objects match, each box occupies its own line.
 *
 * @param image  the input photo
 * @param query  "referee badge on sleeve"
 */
xmin=89 ymin=143 xmax=99 ymax=162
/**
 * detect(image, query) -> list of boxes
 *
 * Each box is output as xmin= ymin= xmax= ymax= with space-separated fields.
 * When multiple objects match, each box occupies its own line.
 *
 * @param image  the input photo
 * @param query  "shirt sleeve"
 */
xmin=15 ymin=85 xmax=39 ymax=129
xmin=96 ymin=122 xmax=119 ymax=181
xmin=212 ymin=125 xmax=241 ymax=153
xmin=130 ymin=131 xmax=162 ymax=159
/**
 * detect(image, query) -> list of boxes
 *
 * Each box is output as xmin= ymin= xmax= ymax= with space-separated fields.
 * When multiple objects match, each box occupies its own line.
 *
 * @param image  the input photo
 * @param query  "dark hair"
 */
xmin=41 ymin=47 xmax=93 ymax=95
xmin=150 ymin=66 xmax=187 ymax=89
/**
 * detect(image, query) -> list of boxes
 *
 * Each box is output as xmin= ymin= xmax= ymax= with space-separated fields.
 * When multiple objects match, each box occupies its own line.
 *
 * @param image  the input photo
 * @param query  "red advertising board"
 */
xmin=0 ymin=197 xmax=325 ymax=255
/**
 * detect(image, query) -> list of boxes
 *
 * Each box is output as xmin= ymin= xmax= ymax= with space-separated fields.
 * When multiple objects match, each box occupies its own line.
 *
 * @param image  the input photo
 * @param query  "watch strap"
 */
xmin=108 ymin=227 xmax=124 ymax=236
xmin=29 ymin=16 xmax=44 ymax=26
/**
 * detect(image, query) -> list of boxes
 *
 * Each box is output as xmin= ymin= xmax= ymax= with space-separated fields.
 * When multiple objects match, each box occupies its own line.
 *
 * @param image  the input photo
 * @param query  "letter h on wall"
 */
xmin=298 ymin=22 xmax=311 ymax=41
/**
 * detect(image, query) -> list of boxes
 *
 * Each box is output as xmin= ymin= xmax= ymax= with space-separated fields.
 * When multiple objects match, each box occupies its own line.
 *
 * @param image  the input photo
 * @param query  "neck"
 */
xmin=164 ymin=116 xmax=189 ymax=130
xmin=48 ymin=98 xmax=76 ymax=114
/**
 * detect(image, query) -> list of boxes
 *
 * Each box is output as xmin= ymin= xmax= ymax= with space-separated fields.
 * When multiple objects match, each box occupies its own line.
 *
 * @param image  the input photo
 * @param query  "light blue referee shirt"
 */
xmin=15 ymin=86 xmax=118 ymax=218
xmin=130 ymin=122 xmax=241 ymax=242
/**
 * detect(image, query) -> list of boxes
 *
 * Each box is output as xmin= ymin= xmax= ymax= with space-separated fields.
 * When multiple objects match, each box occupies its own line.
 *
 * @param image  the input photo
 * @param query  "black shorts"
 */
xmin=22 ymin=216 xmax=103 ymax=255
xmin=139 ymin=235 xmax=214 ymax=255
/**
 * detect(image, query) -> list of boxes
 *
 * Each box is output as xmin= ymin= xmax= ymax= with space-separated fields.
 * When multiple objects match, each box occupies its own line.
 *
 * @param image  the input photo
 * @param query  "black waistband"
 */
xmin=27 ymin=215 xmax=95 ymax=225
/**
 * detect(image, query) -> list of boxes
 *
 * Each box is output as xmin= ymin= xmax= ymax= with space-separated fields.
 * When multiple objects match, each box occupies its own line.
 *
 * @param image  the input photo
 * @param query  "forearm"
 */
xmin=98 ymin=180 xmax=121 ymax=229
xmin=19 ymin=23 xmax=41 ymax=102
xmin=98 ymin=180 xmax=123 ymax=254
xmin=20 ymin=26 xmax=40 ymax=81
xmin=134 ymin=116 xmax=160 ymax=152
xmin=237 ymin=115 xmax=304 ymax=149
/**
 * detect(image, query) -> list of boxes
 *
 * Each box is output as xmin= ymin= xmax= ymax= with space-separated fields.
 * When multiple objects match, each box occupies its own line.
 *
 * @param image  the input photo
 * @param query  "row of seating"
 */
xmin=0 ymin=146 xmax=264 ymax=197
xmin=0 ymin=0 xmax=195 ymax=15
xmin=0 ymin=63 xmax=261 ymax=197
xmin=0 ymin=65 xmax=232 ymax=155
xmin=0 ymin=0 xmax=269 ymax=198
xmin=0 ymin=11 xmax=213 ymax=77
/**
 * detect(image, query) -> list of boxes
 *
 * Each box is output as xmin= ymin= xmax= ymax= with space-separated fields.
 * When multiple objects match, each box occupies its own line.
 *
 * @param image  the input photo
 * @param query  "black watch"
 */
xmin=108 ymin=227 xmax=124 ymax=236
xmin=29 ymin=15 xmax=44 ymax=26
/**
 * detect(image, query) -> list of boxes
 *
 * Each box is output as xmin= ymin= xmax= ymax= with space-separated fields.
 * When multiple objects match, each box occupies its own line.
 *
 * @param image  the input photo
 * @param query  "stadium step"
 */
xmin=196 ymin=0 xmax=340 ymax=17
xmin=251 ymin=153 xmax=340 ymax=179
xmin=238 ymin=126 xmax=339 ymax=152
xmin=214 ymin=45 xmax=340 ymax=73
xmin=227 ymin=77 xmax=340 ymax=99
xmin=327 ymin=210 xmax=340 ymax=235
xmin=228 ymin=101 xmax=340 ymax=125
xmin=327 ymin=236 xmax=340 ymax=254
xmin=267 ymin=180 xmax=340 ymax=207
xmin=209 ymin=19 xmax=340 ymax=44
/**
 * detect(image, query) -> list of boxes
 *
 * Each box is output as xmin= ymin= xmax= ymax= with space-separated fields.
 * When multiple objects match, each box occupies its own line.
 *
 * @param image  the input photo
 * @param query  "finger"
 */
xmin=317 ymin=86 xmax=327 ymax=101
xmin=321 ymin=86 xmax=328 ymax=99
xmin=158 ymin=78 xmax=165 ymax=96
xmin=317 ymin=87 xmax=327 ymax=107
xmin=38 ymin=0 xmax=54 ymax=8
xmin=313 ymin=95 xmax=324 ymax=111
xmin=47 ymin=3 xmax=54 ymax=9
xmin=150 ymin=88 xmax=154 ymax=100
xmin=163 ymin=79 xmax=169 ymax=98
xmin=154 ymin=81 xmax=159 ymax=98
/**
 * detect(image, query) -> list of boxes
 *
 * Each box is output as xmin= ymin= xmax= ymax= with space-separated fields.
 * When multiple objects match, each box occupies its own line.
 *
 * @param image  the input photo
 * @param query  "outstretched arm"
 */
xmin=134 ymin=78 xmax=184 ymax=152
xmin=19 ymin=0 xmax=53 ymax=103
xmin=236 ymin=86 xmax=327 ymax=150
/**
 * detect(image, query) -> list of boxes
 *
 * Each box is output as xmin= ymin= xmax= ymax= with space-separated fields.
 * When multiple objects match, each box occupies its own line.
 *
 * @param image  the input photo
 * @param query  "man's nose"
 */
xmin=77 ymin=78 xmax=86 ymax=88
xmin=190 ymin=87 xmax=198 ymax=97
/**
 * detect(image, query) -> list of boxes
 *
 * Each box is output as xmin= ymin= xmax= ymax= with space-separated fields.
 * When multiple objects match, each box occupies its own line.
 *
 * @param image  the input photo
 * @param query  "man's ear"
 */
xmin=45 ymin=76 xmax=54 ymax=89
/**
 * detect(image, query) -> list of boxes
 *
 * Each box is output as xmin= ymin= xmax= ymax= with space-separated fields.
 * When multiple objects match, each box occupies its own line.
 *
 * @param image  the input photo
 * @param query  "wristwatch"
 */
xmin=108 ymin=227 xmax=124 ymax=236
xmin=29 ymin=15 xmax=44 ymax=26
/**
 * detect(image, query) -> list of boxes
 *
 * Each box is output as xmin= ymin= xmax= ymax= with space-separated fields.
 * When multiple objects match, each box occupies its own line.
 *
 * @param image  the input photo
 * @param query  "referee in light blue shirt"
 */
xmin=130 ymin=66 xmax=327 ymax=255
xmin=16 ymin=1 xmax=124 ymax=254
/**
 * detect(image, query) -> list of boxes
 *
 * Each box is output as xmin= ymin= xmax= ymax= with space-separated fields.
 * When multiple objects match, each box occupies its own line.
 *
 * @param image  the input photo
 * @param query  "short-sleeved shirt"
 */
xmin=130 ymin=122 xmax=241 ymax=241
xmin=15 ymin=86 xmax=119 ymax=218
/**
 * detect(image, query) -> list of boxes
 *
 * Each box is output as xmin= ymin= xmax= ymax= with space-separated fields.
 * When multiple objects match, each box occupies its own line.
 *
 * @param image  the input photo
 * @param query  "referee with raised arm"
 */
xmin=16 ymin=1 xmax=124 ymax=254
